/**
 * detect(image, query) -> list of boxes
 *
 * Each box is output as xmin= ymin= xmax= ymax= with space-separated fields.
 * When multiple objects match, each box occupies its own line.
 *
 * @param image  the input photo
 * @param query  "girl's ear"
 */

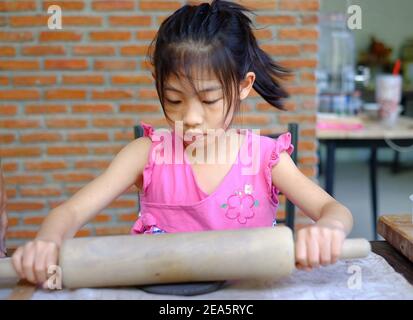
xmin=239 ymin=72 xmax=256 ymax=100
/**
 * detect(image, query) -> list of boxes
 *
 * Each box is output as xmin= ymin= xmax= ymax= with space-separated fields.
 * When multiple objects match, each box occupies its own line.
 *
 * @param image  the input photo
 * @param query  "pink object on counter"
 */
xmin=317 ymin=121 xmax=364 ymax=131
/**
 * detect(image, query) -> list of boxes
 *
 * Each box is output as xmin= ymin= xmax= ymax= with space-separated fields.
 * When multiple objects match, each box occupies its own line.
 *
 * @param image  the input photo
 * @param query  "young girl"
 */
xmin=12 ymin=0 xmax=353 ymax=286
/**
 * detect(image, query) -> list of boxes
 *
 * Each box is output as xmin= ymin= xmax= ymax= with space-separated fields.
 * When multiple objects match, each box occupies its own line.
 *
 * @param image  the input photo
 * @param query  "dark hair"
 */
xmin=148 ymin=0 xmax=291 ymax=126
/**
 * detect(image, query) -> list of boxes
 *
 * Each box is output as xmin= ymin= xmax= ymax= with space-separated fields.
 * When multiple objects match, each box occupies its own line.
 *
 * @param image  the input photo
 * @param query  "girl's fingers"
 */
xmin=295 ymin=231 xmax=308 ymax=269
xmin=33 ymin=247 xmax=48 ymax=285
xmin=331 ymin=231 xmax=345 ymax=264
xmin=11 ymin=246 xmax=25 ymax=279
xmin=307 ymin=229 xmax=320 ymax=268
xmin=22 ymin=243 xmax=36 ymax=283
xmin=319 ymin=231 xmax=332 ymax=266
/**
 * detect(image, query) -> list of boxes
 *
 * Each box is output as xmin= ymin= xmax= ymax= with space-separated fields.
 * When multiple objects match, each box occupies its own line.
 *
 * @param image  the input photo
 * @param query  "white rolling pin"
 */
xmin=0 ymin=226 xmax=371 ymax=288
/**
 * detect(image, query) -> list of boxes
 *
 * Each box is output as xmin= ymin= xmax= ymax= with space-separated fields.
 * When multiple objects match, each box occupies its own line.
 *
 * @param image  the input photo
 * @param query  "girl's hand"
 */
xmin=295 ymin=224 xmax=346 ymax=271
xmin=11 ymin=239 xmax=59 ymax=287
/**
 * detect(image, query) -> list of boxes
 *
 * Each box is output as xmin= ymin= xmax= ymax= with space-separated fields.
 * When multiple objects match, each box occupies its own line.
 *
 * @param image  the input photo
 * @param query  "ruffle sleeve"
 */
xmin=265 ymin=132 xmax=294 ymax=206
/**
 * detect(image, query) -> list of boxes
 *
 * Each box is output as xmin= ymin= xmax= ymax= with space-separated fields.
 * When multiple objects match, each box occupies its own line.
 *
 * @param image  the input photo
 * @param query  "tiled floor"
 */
xmin=318 ymin=158 xmax=413 ymax=240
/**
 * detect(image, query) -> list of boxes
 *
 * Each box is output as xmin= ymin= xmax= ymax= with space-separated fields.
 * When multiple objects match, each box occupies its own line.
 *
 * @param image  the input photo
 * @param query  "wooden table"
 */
xmin=2 ymin=240 xmax=412 ymax=299
xmin=317 ymin=114 xmax=413 ymax=239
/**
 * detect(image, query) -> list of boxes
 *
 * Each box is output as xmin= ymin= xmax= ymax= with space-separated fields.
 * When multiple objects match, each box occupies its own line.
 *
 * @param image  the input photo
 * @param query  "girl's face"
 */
xmin=159 ymin=71 xmax=255 ymax=147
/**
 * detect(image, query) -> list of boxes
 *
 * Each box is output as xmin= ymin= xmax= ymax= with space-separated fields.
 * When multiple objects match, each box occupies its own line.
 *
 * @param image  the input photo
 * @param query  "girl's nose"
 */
xmin=183 ymin=102 xmax=203 ymax=128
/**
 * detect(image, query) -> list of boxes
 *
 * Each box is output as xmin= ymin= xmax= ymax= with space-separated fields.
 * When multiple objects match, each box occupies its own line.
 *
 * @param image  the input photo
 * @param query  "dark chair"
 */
xmin=133 ymin=123 xmax=299 ymax=231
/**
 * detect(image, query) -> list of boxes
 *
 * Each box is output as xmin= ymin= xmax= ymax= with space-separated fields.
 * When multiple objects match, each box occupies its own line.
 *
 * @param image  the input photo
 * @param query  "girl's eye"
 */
xmin=203 ymin=99 xmax=220 ymax=105
xmin=167 ymin=100 xmax=181 ymax=105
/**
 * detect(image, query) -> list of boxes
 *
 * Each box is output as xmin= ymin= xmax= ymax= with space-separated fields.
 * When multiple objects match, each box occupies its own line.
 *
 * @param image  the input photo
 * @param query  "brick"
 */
xmin=6 ymin=230 xmax=37 ymax=239
xmin=23 ymin=216 xmax=45 ymax=224
xmin=47 ymin=146 xmax=88 ymax=155
xmin=0 ymin=1 xmax=36 ymax=11
xmin=279 ymin=59 xmax=318 ymax=69
xmin=0 ymin=60 xmax=39 ymax=70
xmin=21 ymin=188 xmax=62 ymax=197
xmin=39 ymin=31 xmax=82 ymax=42
xmin=25 ymin=104 xmax=67 ymax=114
xmin=253 ymin=29 xmax=272 ymax=40
xmin=13 ymin=75 xmax=56 ymax=86
xmin=0 ymin=31 xmax=32 ymax=42
xmin=286 ymin=85 xmax=317 ymax=95
xmin=7 ymin=217 xmax=19 ymax=227
xmin=278 ymin=114 xmax=317 ymax=124
xmin=75 ymin=229 xmax=92 ymax=237
xmin=118 ymin=213 xmax=138 ymax=222
xmin=45 ymin=89 xmax=86 ymax=100
xmin=300 ymin=128 xmax=316 ymax=137
xmin=261 ymin=44 xmax=300 ymax=56
xmin=298 ymin=155 xmax=318 ymax=165
xmin=22 ymin=45 xmax=65 ymax=56
xmin=279 ymin=0 xmax=319 ymax=11
xmin=0 ymin=147 xmax=41 ymax=158
xmin=92 ymin=214 xmax=112 ymax=223
xmin=45 ymin=118 xmax=88 ymax=128
xmin=301 ymin=72 xmax=316 ymax=82
xmin=9 ymin=15 xmax=48 ymax=27
xmin=138 ymin=88 xmax=158 ymax=99
xmin=5 ymin=175 xmax=44 ymax=184
xmin=136 ymin=30 xmax=157 ymax=40
xmin=72 ymin=104 xmax=114 ymax=113
xmin=301 ymin=14 xmax=319 ymax=25
xmin=53 ymin=173 xmax=95 ymax=182
xmin=233 ymin=115 xmax=271 ymax=125
xmin=45 ymin=59 xmax=88 ymax=70
xmin=120 ymin=45 xmax=150 ymax=56
xmin=92 ymin=90 xmax=134 ymax=100
xmin=298 ymin=141 xmax=317 ymax=152
xmin=25 ymin=161 xmax=67 ymax=171
xmin=278 ymin=28 xmax=319 ymax=40
xmin=42 ymin=1 xmax=85 ymax=10
xmin=0 ymin=119 xmax=40 ymax=129
xmin=301 ymin=43 xmax=318 ymax=53
xmin=139 ymin=1 xmax=181 ymax=11
xmin=72 ymin=45 xmax=115 ymax=56
xmin=114 ymin=131 xmax=134 ymax=141
xmin=0 ymin=104 xmax=17 ymax=115
xmin=92 ymin=118 xmax=142 ymax=128
xmin=6 ymin=189 xmax=17 ymax=199
xmin=0 ymin=76 xmax=8 ymax=85
xmin=111 ymin=75 xmax=153 ymax=85
xmin=92 ymin=145 xmax=123 ymax=155
xmin=109 ymin=16 xmax=151 ymax=26
xmin=256 ymin=15 xmax=297 ymax=25
xmin=20 ymin=132 xmax=62 ymax=143
xmin=0 ymin=46 xmax=15 ymax=56
xmin=92 ymin=1 xmax=134 ymax=11
xmin=63 ymin=16 xmax=102 ymax=26
xmin=74 ymin=160 xmax=110 ymax=170
xmin=62 ymin=75 xmax=104 ymax=85
xmin=90 ymin=31 xmax=131 ymax=41
xmin=237 ymin=0 xmax=277 ymax=10
xmin=94 ymin=60 xmax=137 ymax=70
xmin=68 ymin=132 xmax=109 ymax=142
xmin=0 ymin=134 xmax=15 ymax=144
xmin=119 ymin=104 xmax=160 ymax=113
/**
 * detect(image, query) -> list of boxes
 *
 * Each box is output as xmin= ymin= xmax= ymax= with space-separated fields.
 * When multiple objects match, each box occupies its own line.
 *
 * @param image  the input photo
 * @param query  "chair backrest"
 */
xmin=133 ymin=123 xmax=299 ymax=231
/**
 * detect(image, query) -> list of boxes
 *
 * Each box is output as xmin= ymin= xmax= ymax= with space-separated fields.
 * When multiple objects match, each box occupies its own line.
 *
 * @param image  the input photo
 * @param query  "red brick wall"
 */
xmin=0 ymin=0 xmax=319 ymax=246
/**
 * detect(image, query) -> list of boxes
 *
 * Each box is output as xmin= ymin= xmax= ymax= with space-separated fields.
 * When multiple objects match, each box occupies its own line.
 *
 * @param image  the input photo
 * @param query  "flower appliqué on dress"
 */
xmin=220 ymin=184 xmax=259 ymax=224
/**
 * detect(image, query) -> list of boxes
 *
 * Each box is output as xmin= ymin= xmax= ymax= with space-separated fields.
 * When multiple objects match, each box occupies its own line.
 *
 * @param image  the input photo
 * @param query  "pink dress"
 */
xmin=131 ymin=122 xmax=294 ymax=235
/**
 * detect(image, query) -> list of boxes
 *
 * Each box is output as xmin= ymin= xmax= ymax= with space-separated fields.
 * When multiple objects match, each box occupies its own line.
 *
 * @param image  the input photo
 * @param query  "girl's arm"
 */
xmin=271 ymin=152 xmax=354 ymax=270
xmin=12 ymin=136 xmax=152 ymax=285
